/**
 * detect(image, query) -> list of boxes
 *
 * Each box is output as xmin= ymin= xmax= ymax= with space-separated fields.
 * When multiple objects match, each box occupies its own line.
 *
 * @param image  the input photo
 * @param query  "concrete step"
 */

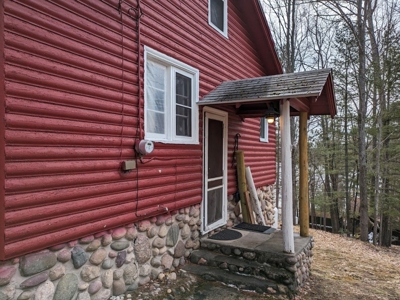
xmin=182 ymin=264 xmax=288 ymax=294
xmin=189 ymin=249 xmax=293 ymax=285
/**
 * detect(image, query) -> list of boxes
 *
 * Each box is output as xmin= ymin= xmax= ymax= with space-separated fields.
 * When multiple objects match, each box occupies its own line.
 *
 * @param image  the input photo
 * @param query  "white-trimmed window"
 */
xmin=144 ymin=47 xmax=199 ymax=144
xmin=208 ymin=0 xmax=228 ymax=37
xmin=260 ymin=118 xmax=269 ymax=142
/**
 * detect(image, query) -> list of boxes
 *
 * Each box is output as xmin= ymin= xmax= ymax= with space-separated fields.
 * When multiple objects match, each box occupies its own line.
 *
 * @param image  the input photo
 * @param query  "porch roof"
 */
xmin=198 ymin=68 xmax=337 ymax=118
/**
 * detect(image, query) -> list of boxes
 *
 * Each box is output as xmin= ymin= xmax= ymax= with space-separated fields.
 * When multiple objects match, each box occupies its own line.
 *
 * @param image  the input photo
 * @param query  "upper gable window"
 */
xmin=209 ymin=0 xmax=228 ymax=37
xmin=144 ymin=47 xmax=199 ymax=144
xmin=260 ymin=118 xmax=269 ymax=142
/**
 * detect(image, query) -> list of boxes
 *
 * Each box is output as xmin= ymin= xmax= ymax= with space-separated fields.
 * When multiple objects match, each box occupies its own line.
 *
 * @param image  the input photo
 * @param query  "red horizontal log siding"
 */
xmin=0 ymin=2 xmax=6 ymax=260
xmin=227 ymin=114 xmax=276 ymax=196
xmin=1 ymin=0 xmax=276 ymax=259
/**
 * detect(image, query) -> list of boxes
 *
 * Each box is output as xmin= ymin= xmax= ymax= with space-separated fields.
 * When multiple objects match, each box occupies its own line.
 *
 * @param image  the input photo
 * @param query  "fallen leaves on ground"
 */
xmin=295 ymin=228 xmax=400 ymax=300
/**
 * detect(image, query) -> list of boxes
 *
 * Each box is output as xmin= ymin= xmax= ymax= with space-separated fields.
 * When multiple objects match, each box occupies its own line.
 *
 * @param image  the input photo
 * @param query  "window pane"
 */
xmin=176 ymin=73 xmax=192 ymax=107
xmin=176 ymin=73 xmax=192 ymax=137
xmin=147 ymin=110 xmax=165 ymax=134
xmin=260 ymin=118 xmax=266 ymax=138
xmin=147 ymin=61 xmax=165 ymax=89
xmin=176 ymin=106 xmax=191 ymax=137
xmin=210 ymin=0 xmax=224 ymax=32
xmin=147 ymin=61 xmax=166 ymax=135
xmin=147 ymin=87 xmax=165 ymax=112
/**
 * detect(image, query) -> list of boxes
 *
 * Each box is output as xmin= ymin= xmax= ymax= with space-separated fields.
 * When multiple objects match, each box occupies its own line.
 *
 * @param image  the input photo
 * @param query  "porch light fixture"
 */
xmin=267 ymin=116 xmax=275 ymax=124
xmin=264 ymin=103 xmax=280 ymax=123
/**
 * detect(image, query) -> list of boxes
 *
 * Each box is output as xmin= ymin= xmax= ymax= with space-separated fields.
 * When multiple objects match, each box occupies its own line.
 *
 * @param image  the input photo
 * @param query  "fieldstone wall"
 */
xmin=199 ymin=235 xmax=314 ymax=294
xmin=0 ymin=205 xmax=201 ymax=300
xmin=293 ymin=238 xmax=314 ymax=289
xmin=227 ymin=185 xmax=276 ymax=227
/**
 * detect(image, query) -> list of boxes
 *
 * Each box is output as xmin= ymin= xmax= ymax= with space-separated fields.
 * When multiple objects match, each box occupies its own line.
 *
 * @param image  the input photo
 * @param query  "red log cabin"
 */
xmin=0 ymin=0 xmax=335 ymax=298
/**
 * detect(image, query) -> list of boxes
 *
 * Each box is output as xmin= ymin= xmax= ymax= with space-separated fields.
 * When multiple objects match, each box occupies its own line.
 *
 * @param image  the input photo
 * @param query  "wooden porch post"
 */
xmin=281 ymin=99 xmax=295 ymax=253
xmin=299 ymin=111 xmax=309 ymax=237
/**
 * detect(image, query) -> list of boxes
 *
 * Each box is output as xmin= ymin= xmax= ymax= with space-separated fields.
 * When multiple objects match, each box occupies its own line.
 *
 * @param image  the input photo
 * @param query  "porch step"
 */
xmin=189 ymin=249 xmax=293 ymax=284
xmin=182 ymin=264 xmax=281 ymax=294
xmin=182 ymin=229 xmax=314 ymax=294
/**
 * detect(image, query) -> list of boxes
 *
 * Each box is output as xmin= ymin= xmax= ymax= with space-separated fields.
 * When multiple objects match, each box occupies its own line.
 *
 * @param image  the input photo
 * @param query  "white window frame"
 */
xmin=144 ymin=46 xmax=199 ymax=144
xmin=208 ymin=0 xmax=228 ymax=38
xmin=260 ymin=118 xmax=269 ymax=143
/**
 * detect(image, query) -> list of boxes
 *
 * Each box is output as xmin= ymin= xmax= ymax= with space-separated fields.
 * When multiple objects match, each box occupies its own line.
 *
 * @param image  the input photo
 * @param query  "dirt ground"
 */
xmin=295 ymin=228 xmax=400 ymax=300
xmin=129 ymin=227 xmax=400 ymax=300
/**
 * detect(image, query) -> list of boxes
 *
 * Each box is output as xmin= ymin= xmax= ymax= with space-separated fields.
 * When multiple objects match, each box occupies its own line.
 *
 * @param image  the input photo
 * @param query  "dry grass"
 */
xmin=296 ymin=228 xmax=400 ymax=300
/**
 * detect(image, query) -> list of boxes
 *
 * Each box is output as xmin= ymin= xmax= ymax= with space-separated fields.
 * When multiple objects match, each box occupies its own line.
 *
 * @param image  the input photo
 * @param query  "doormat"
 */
xmin=209 ymin=229 xmax=242 ymax=241
xmin=234 ymin=222 xmax=271 ymax=233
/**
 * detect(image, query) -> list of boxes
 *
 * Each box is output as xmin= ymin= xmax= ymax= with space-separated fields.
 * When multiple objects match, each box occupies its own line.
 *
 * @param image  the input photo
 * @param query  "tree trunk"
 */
xmin=380 ymin=212 xmax=392 ymax=247
xmin=357 ymin=0 xmax=369 ymax=242
xmin=344 ymin=65 xmax=351 ymax=236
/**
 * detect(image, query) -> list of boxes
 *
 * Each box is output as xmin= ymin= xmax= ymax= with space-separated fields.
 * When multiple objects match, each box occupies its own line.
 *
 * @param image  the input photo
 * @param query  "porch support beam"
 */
xmin=290 ymin=98 xmax=310 ymax=112
xmin=281 ymin=99 xmax=295 ymax=253
xmin=299 ymin=111 xmax=309 ymax=237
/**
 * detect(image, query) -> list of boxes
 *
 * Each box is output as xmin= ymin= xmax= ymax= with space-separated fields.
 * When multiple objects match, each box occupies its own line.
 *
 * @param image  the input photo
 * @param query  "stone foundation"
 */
xmin=0 ymin=185 xmax=278 ymax=299
xmin=0 ymin=205 xmax=201 ymax=300
xmin=227 ymin=185 xmax=276 ymax=227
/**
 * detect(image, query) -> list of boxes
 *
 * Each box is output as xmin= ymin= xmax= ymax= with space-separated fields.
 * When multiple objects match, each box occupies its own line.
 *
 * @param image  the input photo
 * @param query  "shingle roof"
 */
xmin=199 ymin=68 xmax=333 ymax=105
xmin=198 ymin=68 xmax=336 ymax=118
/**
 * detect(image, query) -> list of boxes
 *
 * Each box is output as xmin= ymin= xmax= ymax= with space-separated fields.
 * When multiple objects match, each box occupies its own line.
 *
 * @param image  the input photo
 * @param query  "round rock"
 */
xmin=181 ymin=224 xmax=190 ymax=239
xmin=134 ymin=235 xmax=152 ymax=264
xmin=158 ymin=224 xmax=168 ymax=238
xmin=89 ymin=249 xmax=107 ymax=266
xmin=53 ymin=273 xmax=78 ymax=300
xmin=101 ymin=234 xmax=112 ymax=246
xmin=49 ymin=265 xmax=65 ymax=281
xmin=138 ymin=220 xmax=151 ymax=232
xmin=80 ymin=266 xmax=100 ymax=282
xmin=112 ymin=227 xmax=127 ymax=240
xmin=57 ymin=249 xmax=71 ymax=263
xmin=125 ymin=227 xmax=138 ymax=241
xmin=147 ymin=226 xmax=158 ymax=238
xmin=161 ymin=254 xmax=173 ymax=270
xmin=112 ymin=279 xmax=126 ymax=296
xmin=110 ymin=241 xmax=129 ymax=251
xmin=20 ymin=272 xmax=48 ymax=289
xmin=0 ymin=266 xmax=16 ymax=286
xmin=71 ymin=246 xmax=88 ymax=269
xmin=88 ymin=280 xmax=102 ymax=295
xmin=174 ymin=240 xmax=186 ymax=258
xmin=152 ymin=237 xmax=165 ymax=249
xmin=123 ymin=264 xmax=139 ymax=285
xmin=85 ymin=239 xmax=101 ymax=252
xmin=101 ymin=258 xmax=114 ymax=270
xmin=34 ymin=280 xmax=54 ymax=300
xmin=101 ymin=269 xmax=113 ymax=289
xmin=113 ymin=269 xmax=124 ymax=280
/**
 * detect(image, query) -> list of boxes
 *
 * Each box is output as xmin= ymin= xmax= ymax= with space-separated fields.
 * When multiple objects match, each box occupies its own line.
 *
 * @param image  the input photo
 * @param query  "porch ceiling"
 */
xmin=198 ymin=68 xmax=337 ymax=118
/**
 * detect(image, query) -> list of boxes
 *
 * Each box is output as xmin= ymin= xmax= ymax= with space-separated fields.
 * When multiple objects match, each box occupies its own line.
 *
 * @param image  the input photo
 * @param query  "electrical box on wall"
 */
xmin=135 ymin=140 xmax=154 ymax=155
xmin=122 ymin=160 xmax=136 ymax=171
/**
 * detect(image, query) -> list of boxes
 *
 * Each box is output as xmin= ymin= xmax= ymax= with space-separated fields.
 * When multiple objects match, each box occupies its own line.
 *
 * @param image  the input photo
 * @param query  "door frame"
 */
xmin=201 ymin=106 xmax=228 ymax=234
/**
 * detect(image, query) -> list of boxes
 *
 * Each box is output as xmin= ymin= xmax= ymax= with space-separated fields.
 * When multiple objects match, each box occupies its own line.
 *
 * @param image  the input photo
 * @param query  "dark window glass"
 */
xmin=176 ymin=73 xmax=192 ymax=137
xmin=260 ymin=118 xmax=266 ymax=138
xmin=210 ymin=0 xmax=224 ymax=32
